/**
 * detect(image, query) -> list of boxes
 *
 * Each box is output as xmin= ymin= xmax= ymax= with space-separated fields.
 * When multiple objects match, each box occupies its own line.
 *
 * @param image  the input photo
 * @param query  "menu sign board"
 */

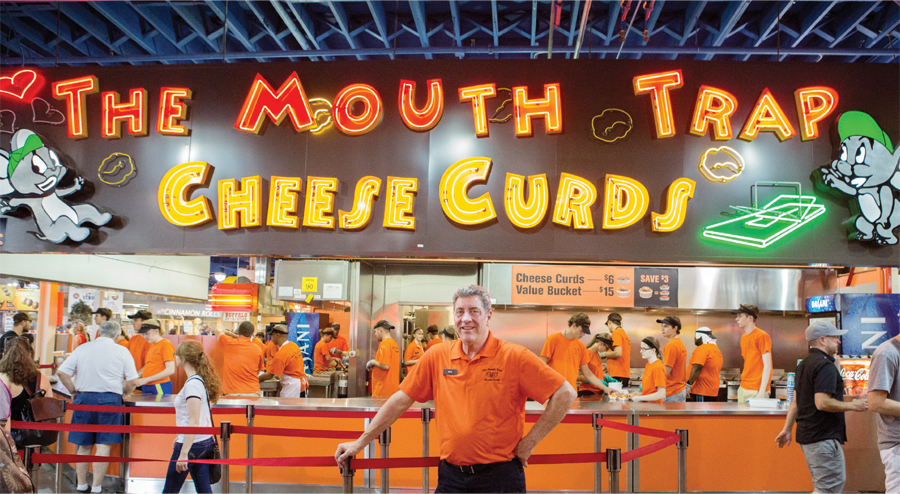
xmin=511 ymin=265 xmax=636 ymax=307
xmin=633 ymin=268 xmax=678 ymax=308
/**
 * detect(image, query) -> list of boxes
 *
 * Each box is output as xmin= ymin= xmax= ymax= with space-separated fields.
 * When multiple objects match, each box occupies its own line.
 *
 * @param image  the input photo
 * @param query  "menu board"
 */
xmin=633 ymin=268 xmax=678 ymax=308
xmin=511 ymin=265 xmax=635 ymax=307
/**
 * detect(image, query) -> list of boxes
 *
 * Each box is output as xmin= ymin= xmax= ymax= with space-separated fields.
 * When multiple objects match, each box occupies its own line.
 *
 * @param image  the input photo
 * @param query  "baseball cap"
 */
xmin=731 ymin=304 xmax=760 ymax=318
xmin=606 ymin=313 xmax=622 ymax=324
xmin=321 ymin=327 xmax=335 ymax=336
xmin=128 ymin=309 xmax=153 ymax=320
xmin=805 ymin=321 xmax=848 ymax=341
xmin=137 ymin=319 xmax=161 ymax=334
xmin=374 ymin=320 xmax=395 ymax=330
xmin=269 ymin=325 xmax=288 ymax=335
xmin=331 ymin=323 xmax=340 ymax=330
xmin=92 ymin=308 xmax=113 ymax=319
xmin=656 ymin=316 xmax=682 ymax=329
xmin=838 ymin=111 xmax=893 ymax=154
xmin=13 ymin=312 xmax=32 ymax=324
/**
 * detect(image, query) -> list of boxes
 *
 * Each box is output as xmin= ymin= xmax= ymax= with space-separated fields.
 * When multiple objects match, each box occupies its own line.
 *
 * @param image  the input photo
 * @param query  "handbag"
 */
xmin=11 ymin=375 xmax=64 ymax=449
xmin=0 ymin=425 xmax=35 ymax=493
xmin=196 ymin=376 xmax=222 ymax=484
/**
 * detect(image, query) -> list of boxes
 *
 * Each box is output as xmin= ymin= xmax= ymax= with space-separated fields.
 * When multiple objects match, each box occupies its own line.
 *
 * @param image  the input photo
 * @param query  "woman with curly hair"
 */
xmin=0 ymin=338 xmax=50 ymax=434
xmin=72 ymin=322 xmax=90 ymax=350
xmin=163 ymin=340 xmax=222 ymax=494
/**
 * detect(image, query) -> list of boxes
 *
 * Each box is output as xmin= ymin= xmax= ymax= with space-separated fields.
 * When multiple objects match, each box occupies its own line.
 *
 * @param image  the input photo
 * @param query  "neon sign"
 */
xmin=0 ymin=69 xmax=39 ymax=101
xmin=690 ymin=86 xmax=738 ymax=140
xmin=102 ymin=88 xmax=148 ymax=138
xmin=698 ymin=146 xmax=745 ymax=183
xmin=266 ymin=177 xmax=302 ymax=229
xmin=602 ymin=175 xmax=649 ymax=229
xmin=333 ymin=84 xmax=383 ymax=136
xmin=512 ymin=83 xmax=562 ymax=137
xmin=458 ymin=84 xmax=497 ymax=137
xmin=158 ymin=161 xmax=214 ymax=227
xmin=633 ymin=70 xmax=683 ymax=139
xmin=399 ymin=79 xmax=443 ymax=132
xmin=234 ymin=72 xmax=315 ymax=134
xmin=218 ymin=176 xmax=262 ymax=230
xmin=651 ymin=178 xmax=695 ymax=232
xmin=52 ymin=75 xmax=98 ymax=139
xmin=702 ymin=194 xmax=826 ymax=248
xmin=303 ymin=177 xmax=338 ymax=229
xmin=339 ymin=176 xmax=381 ymax=230
xmin=384 ymin=177 xmax=418 ymax=229
xmin=794 ymin=86 xmax=838 ymax=141
xmin=505 ymin=173 xmax=549 ymax=229
xmin=553 ymin=173 xmax=597 ymax=230
xmin=439 ymin=157 xmax=496 ymax=225
xmin=739 ymin=88 xmax=796 ymax=141
xmin=157 ymin=87 xmax=192 ymax=136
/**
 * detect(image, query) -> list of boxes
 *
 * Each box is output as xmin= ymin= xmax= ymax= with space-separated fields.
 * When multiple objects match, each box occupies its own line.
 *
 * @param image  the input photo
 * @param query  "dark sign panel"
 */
xmin=633 ymin=268 xmax=678 ymax=308
xmin=0 ymin=60 xmax=897 ymax=265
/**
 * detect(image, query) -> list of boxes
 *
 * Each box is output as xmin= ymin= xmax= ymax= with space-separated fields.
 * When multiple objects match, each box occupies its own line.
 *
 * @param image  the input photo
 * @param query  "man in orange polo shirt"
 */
xmin=253 ymin=332 xmax=266 ymax=352
xmin=658 ymin=316 xmax=687 ymax=402
xmin=337 ymin=285 xmax=575 ymax=492
xmin=217 ymin=321 xmax=264 ymax=396
xmin=687 ymin=327 xmax=723 ymax=402
xmin=367 ymin=320 xmax=400 ymax=398
xmin=126 ymin=309 xmax=152 ymax=374
xmin=601 ymin=313 xmax=632 ymax=386
xmin=314 ymin=327 xmax=339 ymax=373
xmin=735 ymin=304 xmax=772 ymax=403
xmin=540 ymin=312 xmax=610 ymax=395
xmin=259 ymin=325 xmax=308 ymax=398
xmin=133 ymin=319 xmax=175 ymax=395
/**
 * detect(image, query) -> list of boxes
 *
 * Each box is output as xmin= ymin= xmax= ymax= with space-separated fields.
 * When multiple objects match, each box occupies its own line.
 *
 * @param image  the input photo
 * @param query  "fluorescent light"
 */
xmin=213 ymin=272 xmax=227 ymax=282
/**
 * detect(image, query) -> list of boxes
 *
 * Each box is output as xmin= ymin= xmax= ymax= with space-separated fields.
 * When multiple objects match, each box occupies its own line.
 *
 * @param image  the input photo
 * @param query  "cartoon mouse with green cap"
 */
xmin=819 ymin=111 xmax=900 ymax=245
xmin=0 ymin=129 xmax=111 ymax=243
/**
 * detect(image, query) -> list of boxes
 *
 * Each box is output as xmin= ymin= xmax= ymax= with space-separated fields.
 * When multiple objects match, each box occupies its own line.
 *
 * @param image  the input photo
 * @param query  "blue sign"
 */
xmin=806 ymin=294 xmax=837 ymax=313
xmin=840 ymin=294 xmax=900 ymax=356
xmin=286 ymin=312 xmax=319 ymax=375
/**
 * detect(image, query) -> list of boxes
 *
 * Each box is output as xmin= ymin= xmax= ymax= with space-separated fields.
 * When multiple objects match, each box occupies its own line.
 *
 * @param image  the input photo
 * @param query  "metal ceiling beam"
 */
xmin=206 ymin=0 xmax=264 ymax=62
xmin=19 ymin=4 xmax=91 ymax=56
xmin=450 ymin=0 xmax=463 ymax=52
xmin=490 ymin=0 xmax=500 ymax=58
xmin=167 ymin=1 xmax=220 ymax=51
xmin=271 ymin=0 xmax=318 ymax=61
xmin=128 ymin=2 xmax=188 ymax=55
xmin=366 ymin=0 xmax=393 ymax=58
xmin=697 ymin=0 xmax=750 ymax=61
xmin=91 ymin=2 xmax=172 ymax=64
xmin=409 ymin=0 xmax=432 ymax=60
xmin=791 ymin=1 xmax=837 ymax=48
xmin=286 ymin=0 xmax=333 ymax=61
xmin=327 ymin=0 xmax=366 ymax=60
xmin=58 ymin=2 xmax=113 ymax=49
xmin=635 ymin=0 xmax=666 ymax=60
xmin=243 ymin=0 xmax=295 ymax=61
xmin=828 ymin=1 xmax=880 ymax=48
xmin=740 ymin=1 xmax=793 ymax=61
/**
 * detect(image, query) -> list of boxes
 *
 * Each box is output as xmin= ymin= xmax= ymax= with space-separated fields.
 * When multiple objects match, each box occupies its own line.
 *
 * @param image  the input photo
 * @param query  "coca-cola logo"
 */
xmin=840 ymin=368 xmax=869 ymax=381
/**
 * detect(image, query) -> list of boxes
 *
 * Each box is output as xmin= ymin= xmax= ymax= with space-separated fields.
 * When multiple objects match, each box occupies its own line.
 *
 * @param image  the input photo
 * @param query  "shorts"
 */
xmin=68 ymin=392 xmax=125 ymax=446
xmin=664 ymin=389 xmax=686 ymax=402
xmin=737 ymin=386 xmax=764 ymax=404
xmin=142 ymin=381 xmax=174 ymax=395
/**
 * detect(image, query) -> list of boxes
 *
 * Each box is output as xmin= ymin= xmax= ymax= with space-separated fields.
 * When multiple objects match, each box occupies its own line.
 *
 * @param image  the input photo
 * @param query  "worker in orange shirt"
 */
xmin=367 ymin=320 xmax=400 ymax=398
xmin=314 ymin=327 xmax=340 ymax=373
xmin=540 ymin=312 xmax=610 ymax=395
xmin=601 ymin=313 xmax=632 ymax=386
xmin=658 ymin=316 xmax=687 ymax=402
xmin=337 ymin=285 xmax=574 ymax=491
xmin=425 ymin=324 xmax=441 ymax=350
xmin=631 ymin=337 xmax=666 ymax=404
xmin=126 ymin=309 xmax=152 ymax=373
xmin=404 ymin=327 xmax=426 ymax=372
xmin=134 ymin=319 xmax=175 ymax=395
xmin=259 ymin=325 xmax=308 ymax=398
xmin=252 ymin=332 xmax=266 ymax=352
xmin=687 ymin=327 xmax=723 ymax=402
xmin=734 ymin=304 xmax=772 ymax=403
xmin=217 ymin=321 xmax=264 ymax=397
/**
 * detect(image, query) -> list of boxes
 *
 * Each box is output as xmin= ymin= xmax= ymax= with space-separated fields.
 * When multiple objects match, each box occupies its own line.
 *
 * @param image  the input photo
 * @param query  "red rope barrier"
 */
xmin=621 ymin=434 xmax=681 ymax=462
xmin=10 ymin=421 xmax=218 ymax=435
xmin=31 ymin=453 xmax=338 ymax=467
xmin=232 ymin=425 xmax=361 ymax=439
xmin=596 ymin=419 xmax=678 ymax=439
xmin=66 ymin=404 xmax=246 ymax=415
xmin=253 ymin=408 xmax=421 ymax=419
xmin=525 ymin=414 xmax=593 ymax=424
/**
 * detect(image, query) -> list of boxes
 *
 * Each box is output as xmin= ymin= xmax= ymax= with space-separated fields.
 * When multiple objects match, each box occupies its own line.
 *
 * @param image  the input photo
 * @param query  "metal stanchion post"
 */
xmin=676 ymin=429 xmax=688 ymax=494
xmin=25 ymin=445 xmax=39 ymax=492
xmin=221 ymin=421 xmax=232 ymax=494
xmin=120 ymin=404 xmax=131 ymax=493
xmin=607 ymin=448 xmax=621 ymax=494
xmin=246 ymin=405 xmax=254 ymax=494
xmin=421 ymin=408 xmax=432 ymax=494
xmin=341 ymin=457 xmax=356 ymax=494
xmin=56 ymin=400 xmax=67 ymax=493
xmin=592 ymin=413 xmax=603 ymax=494
xmin=379 ymin=426 xmax=391 ymax=494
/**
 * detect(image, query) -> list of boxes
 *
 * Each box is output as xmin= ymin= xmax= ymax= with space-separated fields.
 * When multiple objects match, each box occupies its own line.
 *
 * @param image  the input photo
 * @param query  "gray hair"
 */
xmin=452 ymin=285 xmax=492 ymax=313
xmin=98 ymin=321 xmax=121 ymax=339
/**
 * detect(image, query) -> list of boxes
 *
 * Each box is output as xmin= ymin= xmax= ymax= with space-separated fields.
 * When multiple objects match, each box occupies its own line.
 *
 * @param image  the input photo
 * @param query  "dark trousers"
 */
xmin=436 ymin=458 xmax=526 ymax=493
xmin=162 ymin=438 xmax=214 ymax=494
xmin=612 ymin=377 xmax=630 ymax=387
xmin=691 ymin=394 xmax=714 ymax=402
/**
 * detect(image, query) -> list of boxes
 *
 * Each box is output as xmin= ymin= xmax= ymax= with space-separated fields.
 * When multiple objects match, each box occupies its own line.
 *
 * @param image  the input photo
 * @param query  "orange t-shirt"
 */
xmin=268 ymin=341 xmax=308 ymax=380
xmin=426 ymin=337 xmax=442 ymax=350
xmin=740 ymin=328 xmax=772 ymax=392
xmin=116 ymin=338 xmax=130 ymax=350
xmin=404 ymin=341 xmax=424 ymax=370
xmin=264 ymin=340 xmax=278 ymax=364
xmin=371 ymin=338 xmax=400 ymax=398
xmin=328 ymin=335 xmax=349 ymax=353
xmin=607 ymin=328 xmax=632 ymax=380
xmin=663 ymin=337 xmax=687 ymax=396
xmin=401 ymin=332 xmax=566 ymax=465
xmin=540 ymin=332 xmax=591 ymax=390
xmin=689 ymin=343 xmax=723 ymax=397
xmin=143 ymin=339 xmax=175 ymax=385
xmin=641 ymin=360 xmax=667 ymax=403
xmin=218 ymin=335 xmax=264 ymax=394
xmin=129 ymin=334 xmax=149 ymax=372
xmin=579 ymin=351 xmax=606 ymax=394
xmin=253 ymin=337 xmax=265 ymax=352
xmin=314 ymin=340 xmax=334 ymax=373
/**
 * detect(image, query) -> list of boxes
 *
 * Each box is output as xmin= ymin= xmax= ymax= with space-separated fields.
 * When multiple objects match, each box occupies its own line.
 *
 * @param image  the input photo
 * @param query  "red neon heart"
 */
xmin=0 ymin=69 xmax=37 ymax=100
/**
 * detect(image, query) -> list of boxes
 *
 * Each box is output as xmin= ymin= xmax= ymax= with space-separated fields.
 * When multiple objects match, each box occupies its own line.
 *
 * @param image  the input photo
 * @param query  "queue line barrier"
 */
xmin=17 ymin=403 xmax=688 ymax=494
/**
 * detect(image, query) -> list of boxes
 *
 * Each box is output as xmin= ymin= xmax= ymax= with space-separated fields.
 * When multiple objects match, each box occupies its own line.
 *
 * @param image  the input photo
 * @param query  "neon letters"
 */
xmin=158 ymin=161 xmax=214 ymax=227
xmin=266 ymin=177 xmax=302 ymax=229
xmin=505 ymin=173 xmax=549 ymax=229
xmin=651 ymin=178 xmax=696 ymax=232
xmin=339 ymin=177 xmax=382 ymax=230
xmin=333 ymin=84 xmax=383 ymax=136
xmin=553 ymin=173 xmax=597 ymax=230
xmin=794 ymin=86 xmax=838 ymax=140
xmin=383 ymin=177 xmax=418 ymax=229
xmin=234 ymin=72 xmax=315 ymax=134
xmin=603 ymin=175 xmax=649 ymax=229
xmin=218 ymin=176 xmax=263 ymax=230
xmin=739 ymin=88 xmax=796 ymax=141
xmin=690 ymin=86 xmax=738 ymax=140
xmin=399 ymin=79 xmax=444 ymax=132
xmin=512 ymin=83 xmax=562 ymax=137
xmin=102 ymin=88 xmax=148 ymax=138
xmin=458 ymin=84 xmax=497 ymax=137
xmin=157 ymin=88 xmax=192 ymax=136
xmin=440 ymin=157 xmax=497 ymax=225
xmin=303 ymin=177 xmax=339 ymax=229
xmin=633 ymin=70 xmax=683 ymax=139
xmin=52 ymin=75 xmax=98 ymax=139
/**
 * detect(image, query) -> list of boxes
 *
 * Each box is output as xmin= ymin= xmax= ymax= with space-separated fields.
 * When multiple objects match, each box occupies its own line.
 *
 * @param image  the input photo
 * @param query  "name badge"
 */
xmin=443 ymin=369 xmax=458 ymax=375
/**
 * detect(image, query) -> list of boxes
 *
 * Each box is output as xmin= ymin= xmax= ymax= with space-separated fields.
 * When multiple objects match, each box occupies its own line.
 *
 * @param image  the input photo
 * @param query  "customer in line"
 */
xmin=72 ymin=322 xmax=90 ymax=350
xmin=336 ymin=285 xmax=575 ymax=493
xmin=57 ymin=321 xmax=139 ymax=493
xmin=775 ymin=322 xmax=867 ymax=494
xmin=734 ymin=304 xmax=772 ymax=402
xmin=126 ymin=309 xmax=152 ymax=374
xmin=216 ymin=321 xmax=264 ymax=397
xmin=367 ymin=320 xmax=400 ymax=398
xmin=134 ymin=319 xmax=176 ymax=395
xmin=867 ymin=309 xmax=900 ymax=494
xmin=259 ymin=325 xmax=308 ymax=398
xmin=1 ymin=338 xmax=54 ymax=440
xmin=403 ymin=327 xmax=426 ymax=372
xmin=163 ymin=340 xmax=221 ymax=494
xmin=658 ymin=316 xmax=687 ymax=402
xmin=630 ymin=337 xmax=666 ymax=404
xmin=425 ymin=324 xmax=441 ymax=350
xmin=602 ymin=313 xmax=632 ymax=386
xmin=439 ymin=325 xmax=458 ymax=343
xmin=540 ymin=312 xmax=610 ymax=395
xmin=0 ymin=312 xmax=32 ymax=359
xmin=686 ymin=327 xmax=723 ymax=402
xmin=579 ymin=333 xmax=615 ymax=397
xmin=314 ymin=327 xmax=339 ymax=373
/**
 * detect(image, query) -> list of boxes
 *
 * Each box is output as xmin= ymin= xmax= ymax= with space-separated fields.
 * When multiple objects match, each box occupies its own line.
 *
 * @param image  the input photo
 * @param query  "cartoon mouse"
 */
xmin=819 ymin=111 xmax=900 ymax=245
xmin=0 ymin=129 xmax=112 ymax=243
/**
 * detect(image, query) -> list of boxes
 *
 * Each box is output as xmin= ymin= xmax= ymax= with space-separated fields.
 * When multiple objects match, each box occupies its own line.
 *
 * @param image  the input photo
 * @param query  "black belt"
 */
xmin=443 ymin=458 xmax=517 ymax=474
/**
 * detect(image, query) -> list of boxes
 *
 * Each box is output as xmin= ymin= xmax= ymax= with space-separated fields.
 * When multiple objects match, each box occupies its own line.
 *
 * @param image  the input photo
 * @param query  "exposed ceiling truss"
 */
xmin=0 ymin=1 xmax=898 ymax=67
